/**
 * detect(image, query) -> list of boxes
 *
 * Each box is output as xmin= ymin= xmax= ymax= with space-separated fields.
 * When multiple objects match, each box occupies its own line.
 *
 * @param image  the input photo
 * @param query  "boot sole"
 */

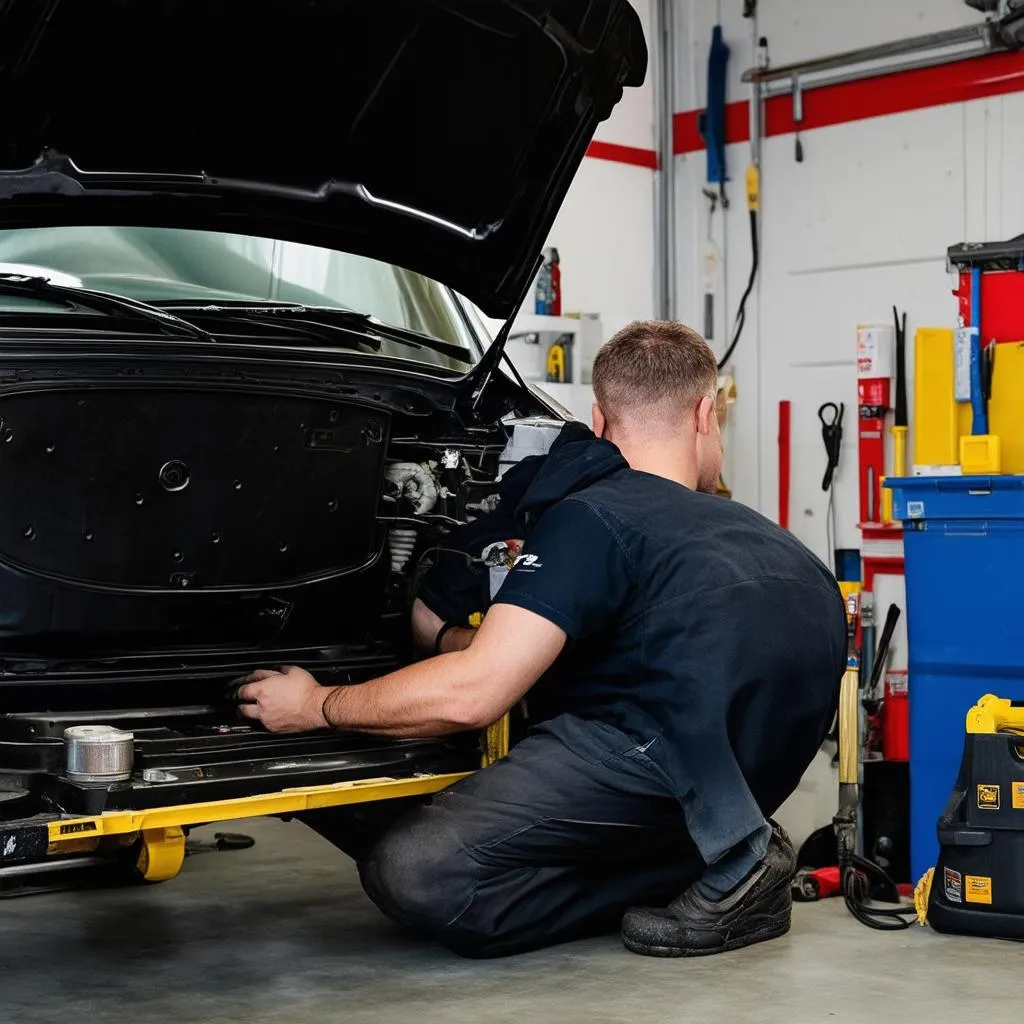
xmin=622 ymin=910 xmax=791 ymax=958
xmin=620 ymin=831 xmax=796 ymax=959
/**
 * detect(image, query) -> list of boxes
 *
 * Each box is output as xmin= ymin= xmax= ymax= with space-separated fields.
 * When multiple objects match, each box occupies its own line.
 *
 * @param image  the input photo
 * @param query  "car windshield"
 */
xmin=0 ymin=225 xmax=482 ymax=370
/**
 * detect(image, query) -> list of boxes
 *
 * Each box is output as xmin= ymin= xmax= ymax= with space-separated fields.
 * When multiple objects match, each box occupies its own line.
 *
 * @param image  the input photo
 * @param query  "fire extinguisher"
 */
xmin=856 ymin=323 xmax=894 ymax=524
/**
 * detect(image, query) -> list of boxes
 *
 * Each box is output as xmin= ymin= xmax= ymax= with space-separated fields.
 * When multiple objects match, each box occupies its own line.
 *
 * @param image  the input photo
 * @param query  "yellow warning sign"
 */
xmin=977 ymin=784 xmax=1001 ymax=810
xmin=965 ymin=875 xmax=993 ymax=905
xmin=1013 ymin=782 xmax=1024 ymax=810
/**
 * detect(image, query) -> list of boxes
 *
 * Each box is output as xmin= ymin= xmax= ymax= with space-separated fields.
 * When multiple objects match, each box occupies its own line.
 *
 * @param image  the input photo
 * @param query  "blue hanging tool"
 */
xmin=699 ymin=25 xmax=730 ymax=208
xmin=969 ymin=267 xmax=989 ymax=436
xmin=699 ymin=24 xmax=730 ymax=342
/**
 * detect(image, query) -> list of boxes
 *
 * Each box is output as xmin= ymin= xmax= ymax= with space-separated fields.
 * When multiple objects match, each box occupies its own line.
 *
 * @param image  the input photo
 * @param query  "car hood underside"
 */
xmin=0 ymin=0 xmax=647 ymax=319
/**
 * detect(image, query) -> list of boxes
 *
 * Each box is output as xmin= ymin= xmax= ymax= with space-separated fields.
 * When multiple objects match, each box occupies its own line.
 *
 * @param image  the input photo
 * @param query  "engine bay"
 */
xmin=0 ymin=375 xmax=564 ymax=823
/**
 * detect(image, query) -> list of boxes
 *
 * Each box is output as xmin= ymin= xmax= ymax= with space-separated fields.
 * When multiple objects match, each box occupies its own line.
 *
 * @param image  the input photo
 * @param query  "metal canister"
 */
xmin=63 ymin=725 xmax=134 ymax=784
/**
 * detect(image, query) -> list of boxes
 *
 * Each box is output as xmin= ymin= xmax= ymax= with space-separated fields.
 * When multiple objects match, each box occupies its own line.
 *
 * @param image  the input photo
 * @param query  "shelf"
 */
xmin=510 ymin=314 xmax=586 ymax=336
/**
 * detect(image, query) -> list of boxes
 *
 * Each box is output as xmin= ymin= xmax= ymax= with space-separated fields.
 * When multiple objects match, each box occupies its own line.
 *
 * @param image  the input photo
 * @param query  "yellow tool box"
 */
xmin=917 ymin=695 xmax=1024 ymax=939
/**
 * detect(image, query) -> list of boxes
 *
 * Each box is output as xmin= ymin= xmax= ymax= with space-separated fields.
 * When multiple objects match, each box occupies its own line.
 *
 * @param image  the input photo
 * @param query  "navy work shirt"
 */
xmin=421 ymin=425 xmax=847 ymax=867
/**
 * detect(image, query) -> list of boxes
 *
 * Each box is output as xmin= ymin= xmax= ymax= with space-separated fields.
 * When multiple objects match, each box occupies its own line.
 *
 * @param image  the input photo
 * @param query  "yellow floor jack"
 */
xmin=834 ymin=639 xmax=920 ymax=930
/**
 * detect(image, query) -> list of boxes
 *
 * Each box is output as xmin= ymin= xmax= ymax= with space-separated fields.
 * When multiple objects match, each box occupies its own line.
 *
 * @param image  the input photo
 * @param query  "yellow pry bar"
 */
xmin=46 ymin=772 xmax=470 ymax=847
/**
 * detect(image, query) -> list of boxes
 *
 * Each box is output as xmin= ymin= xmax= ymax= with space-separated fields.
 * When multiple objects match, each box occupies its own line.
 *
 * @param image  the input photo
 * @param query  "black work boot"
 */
xmin=621 ymin=822 xmax=796 ymax=958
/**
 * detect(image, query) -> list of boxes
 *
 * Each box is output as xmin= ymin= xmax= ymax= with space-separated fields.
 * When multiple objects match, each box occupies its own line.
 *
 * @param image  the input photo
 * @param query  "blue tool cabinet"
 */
xmin=889 ymin=475 xmax=1024 ymax=882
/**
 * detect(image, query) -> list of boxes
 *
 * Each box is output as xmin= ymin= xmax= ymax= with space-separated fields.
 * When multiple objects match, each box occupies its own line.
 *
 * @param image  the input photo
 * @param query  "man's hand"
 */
xmin=234 ymin=604 xmax=565 ymax=739
xmin=438 ymin=625 xmax=477 ymax=654
xmin=236 ymin=665 xmax=329 ymax=733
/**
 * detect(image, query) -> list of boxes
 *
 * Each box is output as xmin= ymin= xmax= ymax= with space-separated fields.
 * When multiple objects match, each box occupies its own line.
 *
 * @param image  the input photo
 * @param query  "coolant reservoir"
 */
xmin=498 ymin=418 xmax=564 ymax=478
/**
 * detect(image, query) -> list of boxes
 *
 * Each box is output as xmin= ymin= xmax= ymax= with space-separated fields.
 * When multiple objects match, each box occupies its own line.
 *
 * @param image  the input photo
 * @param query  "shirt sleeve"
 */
xmin=416 ymin=504 xmax=517 ymax=624
xmin=491 ymin=499 xmax=633 ymax=640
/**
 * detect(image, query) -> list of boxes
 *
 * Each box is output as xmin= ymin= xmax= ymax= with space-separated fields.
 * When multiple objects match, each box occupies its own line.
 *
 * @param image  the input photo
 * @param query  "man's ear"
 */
xmin=696 ymin=394 xmax=716 ymax=436
xmin=592 ymin=403 xmax=607 ymax=439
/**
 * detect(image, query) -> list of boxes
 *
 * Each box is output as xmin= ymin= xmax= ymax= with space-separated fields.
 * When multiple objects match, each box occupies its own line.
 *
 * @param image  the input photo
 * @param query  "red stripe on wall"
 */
xmin=586 ymin=139 xmax=659 ymax=169
xmin=673 ymin=50 xmax=1024 ymax=155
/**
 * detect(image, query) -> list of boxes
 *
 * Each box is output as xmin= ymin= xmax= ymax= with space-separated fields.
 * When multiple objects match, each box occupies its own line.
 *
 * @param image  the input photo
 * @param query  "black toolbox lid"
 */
xmin=948 ymin=234 xmax=1024 ymax=272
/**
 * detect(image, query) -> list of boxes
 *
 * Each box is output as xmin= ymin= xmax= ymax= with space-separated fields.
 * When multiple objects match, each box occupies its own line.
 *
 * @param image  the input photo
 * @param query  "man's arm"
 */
xmin=236 ymin=602 xmax=565 ymax=737
xmin=410 ymin=597 xmax=476 ymax=655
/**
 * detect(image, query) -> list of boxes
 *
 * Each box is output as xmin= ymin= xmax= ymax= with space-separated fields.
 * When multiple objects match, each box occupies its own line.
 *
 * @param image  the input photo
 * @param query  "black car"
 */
xmin=0 ymin=0 xmax=646 ymax=885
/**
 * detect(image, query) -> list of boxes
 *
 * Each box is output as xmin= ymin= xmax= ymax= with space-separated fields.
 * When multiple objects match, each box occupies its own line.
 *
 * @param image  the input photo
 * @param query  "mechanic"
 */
xmin=237 ymin=320 xmax=847 ymax=960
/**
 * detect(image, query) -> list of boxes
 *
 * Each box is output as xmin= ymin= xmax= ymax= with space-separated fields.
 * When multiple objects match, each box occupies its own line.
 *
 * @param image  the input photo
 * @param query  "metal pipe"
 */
xmin=741 ymin=23 xmax=996 ymax=84
xmin=760 ymin=47 xmax=997 ymax=100
xmin=749 ymin=45 xmax=762 ymax=168
xmin=0 ymin=856 xmax=109 ymax=879
xmin=651 ymin=0 xmax=676 ymax=320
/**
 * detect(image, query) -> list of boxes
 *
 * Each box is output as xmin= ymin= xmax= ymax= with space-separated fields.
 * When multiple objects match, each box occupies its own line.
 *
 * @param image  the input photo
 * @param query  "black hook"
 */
xmin=819 ymin=402 xmax=844 ymax=491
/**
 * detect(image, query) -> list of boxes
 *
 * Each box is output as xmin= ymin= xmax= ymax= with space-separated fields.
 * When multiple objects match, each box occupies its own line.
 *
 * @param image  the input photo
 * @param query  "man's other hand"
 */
xmin=236 ymin=665 xmax=328 ymax=733
xmin=438 ymin=625 xmax=477 ymax=654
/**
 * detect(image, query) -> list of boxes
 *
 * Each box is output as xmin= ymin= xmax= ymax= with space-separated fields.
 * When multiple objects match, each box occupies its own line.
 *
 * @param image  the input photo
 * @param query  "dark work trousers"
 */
xmin=298 ymin=716 xmax=705 ymax=958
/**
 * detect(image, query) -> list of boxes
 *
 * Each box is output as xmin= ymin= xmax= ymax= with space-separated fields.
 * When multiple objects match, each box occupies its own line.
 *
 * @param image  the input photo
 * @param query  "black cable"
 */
xmin=840 ymin=855 xmax=916 ymax=931
xmin=717 ymin=209 xmax=759 ymax=370
xmin=826 ymin=486 xmax=837 ymax=575
xmin=414 ymin=545 xmax=484 ymax=576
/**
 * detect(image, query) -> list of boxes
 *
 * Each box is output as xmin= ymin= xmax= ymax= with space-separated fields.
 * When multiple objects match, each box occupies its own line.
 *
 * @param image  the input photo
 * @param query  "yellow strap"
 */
xmin=914 ymin=867 xmax=934 ymax=927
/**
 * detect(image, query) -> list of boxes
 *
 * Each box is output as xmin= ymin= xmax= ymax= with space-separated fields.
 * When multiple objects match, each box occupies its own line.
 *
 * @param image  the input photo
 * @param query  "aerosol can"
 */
xmin=534 ymin=247 xmax=561 ymax=315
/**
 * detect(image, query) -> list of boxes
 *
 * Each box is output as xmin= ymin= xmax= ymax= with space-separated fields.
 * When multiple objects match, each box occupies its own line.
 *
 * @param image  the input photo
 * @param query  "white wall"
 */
xmin=543 ymin=0 xmax=656 ymax=331
xmin=672 ymin=0 xmax=1011 ymax=557
xmin=546 ymin=159 xmax=654 ymax=329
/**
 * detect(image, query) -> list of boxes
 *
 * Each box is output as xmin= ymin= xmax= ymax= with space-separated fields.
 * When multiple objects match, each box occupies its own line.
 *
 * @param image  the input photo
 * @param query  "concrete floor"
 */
xmin=0 ymin=817 xmax=1018 ymax=1023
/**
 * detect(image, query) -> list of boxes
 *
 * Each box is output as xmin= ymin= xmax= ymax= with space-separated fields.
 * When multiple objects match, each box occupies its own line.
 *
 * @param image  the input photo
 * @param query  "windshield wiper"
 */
xmin=157 ymin=300 xmax=474 ymax=365
xmin=0 ymin=274 xmax=215 ymax=344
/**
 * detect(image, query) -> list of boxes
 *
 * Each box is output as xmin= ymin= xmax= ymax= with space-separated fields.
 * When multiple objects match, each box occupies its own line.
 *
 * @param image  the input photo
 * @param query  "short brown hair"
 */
xmin=592 ymin=320 xmax=718 ymax=425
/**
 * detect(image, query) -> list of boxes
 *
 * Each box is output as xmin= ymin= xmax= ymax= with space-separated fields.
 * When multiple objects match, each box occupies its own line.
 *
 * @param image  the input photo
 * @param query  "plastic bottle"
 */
xmin=534 ymin=247 xmax=561 ymax=316
xmin=534 ymin=260 xmax=551 ymax=315
xmin=547 ymin=247 xmax=561 ymax=316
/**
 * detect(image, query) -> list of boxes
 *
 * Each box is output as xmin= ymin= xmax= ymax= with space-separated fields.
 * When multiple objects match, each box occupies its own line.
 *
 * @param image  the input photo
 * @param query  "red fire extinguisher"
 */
xmin=882 ymin=669 xmax=909 ymax=762
xmin=856 ymin=323 xmax=894 ymax=524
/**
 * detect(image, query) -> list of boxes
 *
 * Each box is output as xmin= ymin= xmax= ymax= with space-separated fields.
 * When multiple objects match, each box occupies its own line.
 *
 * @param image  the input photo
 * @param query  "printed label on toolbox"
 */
xmin=906 ymin=500 xmax=925 ymax=519
xmin=954 ymin=326 xmax=975 ymax=402
xmin=943 ymin=867 xmax=963 ymax=904
xmin=965 ymin=875 xmax=993 ymax=905
xmin=977 ymin=784 xmax=1001 ymax=810
xmin=1012 ymin=782 xmax=1024 ymax=809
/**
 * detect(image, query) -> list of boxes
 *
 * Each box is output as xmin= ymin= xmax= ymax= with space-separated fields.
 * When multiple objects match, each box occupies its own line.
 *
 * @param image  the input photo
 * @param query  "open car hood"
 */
xmin=0 ymin=0 xmax=647 ymax=320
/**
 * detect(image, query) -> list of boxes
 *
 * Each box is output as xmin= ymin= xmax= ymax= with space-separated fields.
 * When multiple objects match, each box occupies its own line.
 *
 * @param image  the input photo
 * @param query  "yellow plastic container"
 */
xmin=880 ymin=476 xmax=894 ymax=523
xmin=988 ymin=342 xmax=1024 ymax=475
xmin=960 ymin=434 xmax=1002 ymax=476
xmin=913 ymin=327 xmax=960 ymax=468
